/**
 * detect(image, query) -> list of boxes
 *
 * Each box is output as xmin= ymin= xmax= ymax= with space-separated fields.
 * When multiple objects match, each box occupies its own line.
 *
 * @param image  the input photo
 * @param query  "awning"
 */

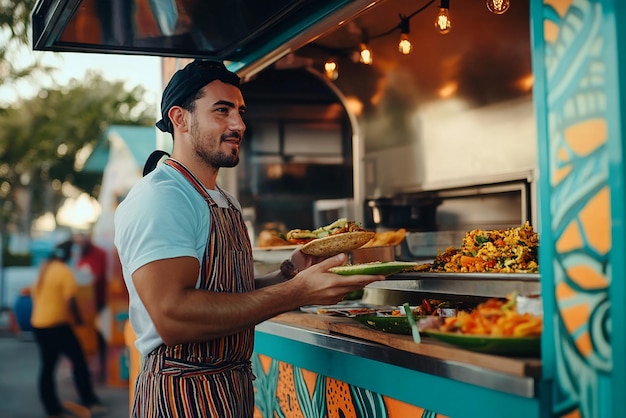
xmin=31 ymin=0 xmax=384 ymax=79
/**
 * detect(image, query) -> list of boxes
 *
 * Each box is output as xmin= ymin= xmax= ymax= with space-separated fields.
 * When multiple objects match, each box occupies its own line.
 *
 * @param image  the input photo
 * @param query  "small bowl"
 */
xmin=348 ymin=245 xmax=396 ymax=264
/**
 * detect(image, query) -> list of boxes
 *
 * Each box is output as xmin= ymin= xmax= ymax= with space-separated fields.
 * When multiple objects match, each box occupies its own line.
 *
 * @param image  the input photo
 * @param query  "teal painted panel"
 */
xmin=530 ymin=0 xmax=625 ymax=416
xmin=606 ymin=0 xmax=626 ymax=413
xmin=528 ymin=0 xmax=554 ymax=368
xmin=254 ymin=331 xmax=540 ymax=418
xmin=228 ymin=0 xmax=357 ymax=72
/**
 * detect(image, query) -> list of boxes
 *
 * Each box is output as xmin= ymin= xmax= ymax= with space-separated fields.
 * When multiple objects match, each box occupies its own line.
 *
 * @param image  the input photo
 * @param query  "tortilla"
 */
xmin=300 ymin=231 xmax=375 ymax=257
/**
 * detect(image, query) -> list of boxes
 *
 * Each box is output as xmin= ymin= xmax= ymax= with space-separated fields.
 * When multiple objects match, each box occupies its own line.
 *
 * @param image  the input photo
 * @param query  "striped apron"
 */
xmin=132 ymin=159 xmax=255 ymax=418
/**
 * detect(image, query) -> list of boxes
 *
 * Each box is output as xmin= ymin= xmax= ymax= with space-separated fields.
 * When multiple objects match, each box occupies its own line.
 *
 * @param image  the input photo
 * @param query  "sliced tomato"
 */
xmin=288 ymin=238 xmax=314 ymax=245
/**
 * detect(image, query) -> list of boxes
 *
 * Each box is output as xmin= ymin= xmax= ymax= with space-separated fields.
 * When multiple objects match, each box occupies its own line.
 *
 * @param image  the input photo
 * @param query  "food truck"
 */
xmin=31 ymin=0 xmax=625 ymax=417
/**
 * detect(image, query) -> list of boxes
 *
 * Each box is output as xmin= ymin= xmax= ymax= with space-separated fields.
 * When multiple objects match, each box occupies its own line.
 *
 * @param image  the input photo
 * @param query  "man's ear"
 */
xmin=168 ymin=106 xmax=188 ymax=132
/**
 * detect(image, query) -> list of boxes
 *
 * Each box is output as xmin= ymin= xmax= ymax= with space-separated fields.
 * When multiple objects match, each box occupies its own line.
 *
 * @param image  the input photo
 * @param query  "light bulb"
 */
xmin=359 ymin=43 xmax=373 ymax=65
xmin=398 ymin=33 xmax=412 ymax=55
xmin=398 ymin=16 xmax=412 ymax=55
xmin=324 ymin=59 xmax=339 ymax=80
xmin=486 ymin=0 xmax=510 ymax=14
xmin=435 ymin=8 xmax=451 ymax=34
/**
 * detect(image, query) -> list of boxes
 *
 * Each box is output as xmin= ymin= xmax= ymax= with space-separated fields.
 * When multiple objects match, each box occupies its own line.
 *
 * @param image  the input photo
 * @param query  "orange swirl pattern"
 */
xmin=252 ymin=354 xmax=447 ymax=417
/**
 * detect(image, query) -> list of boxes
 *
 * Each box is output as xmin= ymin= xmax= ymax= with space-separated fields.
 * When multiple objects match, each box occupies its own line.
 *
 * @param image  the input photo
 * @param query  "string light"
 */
xmin=435 ymin=0 xmax=452 ymax=34
xmin=314 ymin=0 xmax=504 ymax=70
xmin=397 ymin=15 xmax=412 ymax=55
xmin=324 ymin=58 xmax=339 ymax=80
xmin=359 ymin=30 xmax=373 ymax=65
xmin=486 ymin=0 xmax=510 ymax=14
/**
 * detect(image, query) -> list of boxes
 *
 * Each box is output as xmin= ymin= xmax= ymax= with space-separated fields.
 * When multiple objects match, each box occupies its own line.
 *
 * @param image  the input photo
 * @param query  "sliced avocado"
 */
xmin=313 ymin=218 xmax=348 ymax=235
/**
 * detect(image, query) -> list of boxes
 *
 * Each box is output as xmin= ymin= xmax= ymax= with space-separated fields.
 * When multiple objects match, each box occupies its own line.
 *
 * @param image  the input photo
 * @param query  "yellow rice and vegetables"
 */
xmin=424 ymin=222 xmax=539 ymax=273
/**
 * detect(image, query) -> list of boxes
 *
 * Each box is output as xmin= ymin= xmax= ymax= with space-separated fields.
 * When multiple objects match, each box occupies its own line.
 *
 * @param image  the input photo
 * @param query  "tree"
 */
xmin=0 ymin=72 xmax=156 ymax=238
xmin=0 ymin=0 xmax=35 ymax=42
xmin=0 ymin=0 xmax=50 ymax=92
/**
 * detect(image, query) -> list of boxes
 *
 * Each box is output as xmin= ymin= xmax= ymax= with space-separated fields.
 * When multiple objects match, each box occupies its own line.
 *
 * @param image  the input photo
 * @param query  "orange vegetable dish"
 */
xmin=438 ymin=296 xmax=542 ymax=338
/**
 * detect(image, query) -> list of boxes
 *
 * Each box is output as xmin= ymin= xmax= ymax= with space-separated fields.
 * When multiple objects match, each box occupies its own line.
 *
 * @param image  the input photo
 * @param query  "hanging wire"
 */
xmin=310 ymin=0 xmax=433 ymax=78
xmin=367 ymin=0 xmax=437 ymax=40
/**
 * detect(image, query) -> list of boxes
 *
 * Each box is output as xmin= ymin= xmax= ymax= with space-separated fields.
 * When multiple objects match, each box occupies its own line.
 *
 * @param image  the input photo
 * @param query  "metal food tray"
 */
xmin=395 ymin=272 xmax=540 ymax=281
xmin=366 ymin=272 xmax=540 ymax=298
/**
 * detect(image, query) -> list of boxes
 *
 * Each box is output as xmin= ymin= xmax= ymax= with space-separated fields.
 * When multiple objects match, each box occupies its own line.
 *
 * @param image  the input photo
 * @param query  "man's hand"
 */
xmin=286 ymin=253 xmax=385 ymax=307
xmin=289 ymin=247 xmax=325 ymax=271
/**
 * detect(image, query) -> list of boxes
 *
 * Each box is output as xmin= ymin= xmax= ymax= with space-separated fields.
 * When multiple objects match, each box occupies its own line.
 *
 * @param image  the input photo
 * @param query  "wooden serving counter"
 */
xmin=269 ymin=311 xmax=541 ymax=379
xmin=253 ymin=272 xmax=544 ymax=417
xmin=253 ymin=309 xmax=544 ymax=418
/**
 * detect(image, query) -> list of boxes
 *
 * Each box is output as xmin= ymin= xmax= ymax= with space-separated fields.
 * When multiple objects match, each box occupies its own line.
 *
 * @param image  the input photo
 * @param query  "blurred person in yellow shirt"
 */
xmin=30 ymin=241 xmax=105 ymax=418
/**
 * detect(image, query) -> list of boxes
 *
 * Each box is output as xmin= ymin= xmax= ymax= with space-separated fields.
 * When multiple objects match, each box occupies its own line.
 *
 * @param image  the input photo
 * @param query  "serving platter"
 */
xmin=423 ymin=329 xmax=541 ymax=356
xmin=366 ymin=272 xmax=541 ymax=298
xmin=393 ymin=272 xmax=540 ymax=281
xmin=353 ymin=313 xmax=426 ymax=335
xmin=300 ymin=302 xmax=394 ymax=317
xmin=329 ymin=261 xmax=419 ymax=276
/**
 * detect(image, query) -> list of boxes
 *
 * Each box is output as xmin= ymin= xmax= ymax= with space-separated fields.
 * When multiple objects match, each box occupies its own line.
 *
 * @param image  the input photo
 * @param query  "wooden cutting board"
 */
xmin=269 ymin=311 xmax=541 ymax=378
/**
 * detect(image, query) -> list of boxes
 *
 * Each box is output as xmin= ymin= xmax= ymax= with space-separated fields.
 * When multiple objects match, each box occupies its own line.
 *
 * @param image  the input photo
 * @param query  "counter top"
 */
xmin=258 ymin=311 xmax=542 ymax=398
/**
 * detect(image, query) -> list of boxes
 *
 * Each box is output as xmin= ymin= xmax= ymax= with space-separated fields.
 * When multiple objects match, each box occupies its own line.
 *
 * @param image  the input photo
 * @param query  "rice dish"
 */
xmin=429 ymin=222 xmax=539 ymax=273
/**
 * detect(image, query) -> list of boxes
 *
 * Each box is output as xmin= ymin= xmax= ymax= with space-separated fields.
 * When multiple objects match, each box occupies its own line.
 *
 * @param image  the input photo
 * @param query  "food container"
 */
xmin=347 ymin=245 xmax=396 ymax=264
xmin=404 ymin=230 xmax=467 ymax=258
xmin=516 ymin=295 xmax=543 ymax=317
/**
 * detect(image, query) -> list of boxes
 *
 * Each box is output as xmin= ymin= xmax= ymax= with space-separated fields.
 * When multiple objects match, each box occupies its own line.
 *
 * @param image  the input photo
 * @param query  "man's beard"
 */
xmin=191 ymin=120 xmax=240 ymax=168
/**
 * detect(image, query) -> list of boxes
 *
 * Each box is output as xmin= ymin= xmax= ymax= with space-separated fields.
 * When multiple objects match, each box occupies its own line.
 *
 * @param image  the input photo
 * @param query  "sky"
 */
xmin=0 ymin=49 xmax=163 ymax=109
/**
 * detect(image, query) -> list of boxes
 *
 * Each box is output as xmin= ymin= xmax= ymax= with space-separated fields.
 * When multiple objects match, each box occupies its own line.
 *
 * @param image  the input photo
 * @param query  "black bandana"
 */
xmin=155 ymin=60 xmax=240 ymax=134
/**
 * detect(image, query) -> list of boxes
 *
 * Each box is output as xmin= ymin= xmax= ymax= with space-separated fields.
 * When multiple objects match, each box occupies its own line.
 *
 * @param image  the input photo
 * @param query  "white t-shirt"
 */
xmin=114 ymin=162 xmax=241 ymax=356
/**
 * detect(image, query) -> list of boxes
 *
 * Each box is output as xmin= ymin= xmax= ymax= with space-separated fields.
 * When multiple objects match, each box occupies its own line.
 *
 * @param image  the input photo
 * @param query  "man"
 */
xmin=71 ymin=231 xmax=109 ymax=382
xmin=114 ymin=59 xmax=384 ymax=418
xmin=30 ymin=241 xmax=105 ymax=418
xmin=72 ymin=231 xmax=108 ymax=313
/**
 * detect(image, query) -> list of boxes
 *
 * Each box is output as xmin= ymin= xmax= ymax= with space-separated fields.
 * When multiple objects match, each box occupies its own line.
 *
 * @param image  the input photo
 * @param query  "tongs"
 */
xmin=403 ymin=302 xmax=421 ymax=344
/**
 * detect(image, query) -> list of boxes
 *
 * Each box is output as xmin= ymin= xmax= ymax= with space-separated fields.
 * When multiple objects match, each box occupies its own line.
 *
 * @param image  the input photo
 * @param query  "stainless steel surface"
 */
xmin=366 ymin=272 xmax=541 ymax=298
xmin=256 ymin=320 xmax=538 ymax=398
xmin=307 ymin=1 xmax=535 ymax=199
xmin=252 ymin=247 xmax=295 ymax=275
xmin=404 ymin=230 xmax=466 ymax=258
xmin=396 ymin=272 xmax=540 ymax=281
xmin=361 ymin=288 xmax=426 ymax=306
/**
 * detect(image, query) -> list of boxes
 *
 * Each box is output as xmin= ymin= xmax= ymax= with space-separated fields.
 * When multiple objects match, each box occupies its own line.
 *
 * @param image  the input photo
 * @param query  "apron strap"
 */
xmin=163 ymin=159 xmax=213 ymax=202
xmin=142 ymin=150 xmax=171 ymax=176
